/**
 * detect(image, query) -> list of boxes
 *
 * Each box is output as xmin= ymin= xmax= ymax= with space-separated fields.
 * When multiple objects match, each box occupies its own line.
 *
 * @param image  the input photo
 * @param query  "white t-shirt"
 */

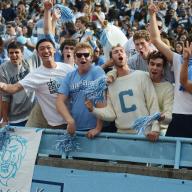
xmin=172 ymin=53 xmax=192 ymax=114
xmin=19 ymin=62 xmax=74 ymax=126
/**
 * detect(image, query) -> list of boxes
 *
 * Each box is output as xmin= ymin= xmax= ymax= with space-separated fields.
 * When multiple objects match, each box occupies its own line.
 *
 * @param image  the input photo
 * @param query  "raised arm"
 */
xmin=180 ymin=44 xmax=192 ymax=93
xmin=44 ymin=0 xmax=54 ymax=34
xmin=148 ymin=3 xmax=173 ymax=63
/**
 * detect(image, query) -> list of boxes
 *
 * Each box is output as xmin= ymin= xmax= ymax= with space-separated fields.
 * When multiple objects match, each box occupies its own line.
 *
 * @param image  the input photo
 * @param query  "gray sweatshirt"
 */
xmin=0 ymin=53 xmax=41 ymax=123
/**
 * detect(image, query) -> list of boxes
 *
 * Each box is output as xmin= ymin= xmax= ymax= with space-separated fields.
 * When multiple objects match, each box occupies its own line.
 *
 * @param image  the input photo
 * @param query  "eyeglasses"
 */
xmin=76 ymin=52 xmax=90 ymax=58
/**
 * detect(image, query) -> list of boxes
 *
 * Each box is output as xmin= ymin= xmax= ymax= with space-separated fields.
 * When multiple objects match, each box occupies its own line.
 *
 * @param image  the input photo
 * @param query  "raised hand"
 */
xmin=44 ymin=0 xmax=53 ymax=10
xmin=148 ymin=2 xmax=158 ymax=15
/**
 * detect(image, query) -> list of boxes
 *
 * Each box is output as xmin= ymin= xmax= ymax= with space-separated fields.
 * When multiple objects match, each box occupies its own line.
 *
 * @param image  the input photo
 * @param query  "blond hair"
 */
xmin=74 ymin=42 xmax=93 ymax=55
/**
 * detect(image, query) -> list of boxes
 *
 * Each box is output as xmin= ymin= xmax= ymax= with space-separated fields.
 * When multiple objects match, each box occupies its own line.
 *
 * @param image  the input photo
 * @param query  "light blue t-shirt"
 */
xmin=58 ymin=65 xmax=105 ymax=131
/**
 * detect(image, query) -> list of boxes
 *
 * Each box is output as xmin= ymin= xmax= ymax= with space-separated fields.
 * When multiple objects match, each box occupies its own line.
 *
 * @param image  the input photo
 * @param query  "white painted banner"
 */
xmin=0 ymin=128 xmax=43 ymax=192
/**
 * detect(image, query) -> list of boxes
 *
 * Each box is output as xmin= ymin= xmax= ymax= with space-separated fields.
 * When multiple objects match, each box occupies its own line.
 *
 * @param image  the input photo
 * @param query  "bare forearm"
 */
xmin=44 ymin=9 xmax=52 ymax=34
xmin=180 ymin=59 xmax=189 ymax=85
xmin=95 ymin=117 xmax=103 ymax=131
xmin=51 ymin=19 xmax=57 ymax=35
xmin=0 ymin=83 xmax=23 ymax=94
xmin=180 ymin=59 xmax=192 ymax=92
xmin=149 ymin=5 xmax=173 ymax=62
xmin=56 ymin=96 xmax=74 ymax=124
xmin=149 ymin=14 xmax=161 ymax=43
xmin=2 ymin=101 xmax=9 ymax=123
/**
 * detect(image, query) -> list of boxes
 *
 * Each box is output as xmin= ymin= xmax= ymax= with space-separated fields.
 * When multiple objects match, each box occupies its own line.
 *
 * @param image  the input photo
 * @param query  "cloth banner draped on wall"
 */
xmin=0 ymin=128 xmax=42 ymax=192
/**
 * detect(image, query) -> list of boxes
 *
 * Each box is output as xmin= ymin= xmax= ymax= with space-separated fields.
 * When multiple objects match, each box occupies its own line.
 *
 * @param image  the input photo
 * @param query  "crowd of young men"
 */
xmin=0 ymin=0 xmax=192 ymax=141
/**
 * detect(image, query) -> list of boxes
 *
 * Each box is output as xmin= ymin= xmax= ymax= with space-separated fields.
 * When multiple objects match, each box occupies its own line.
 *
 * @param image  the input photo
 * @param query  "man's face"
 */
xmin=95 ymin=5 xmax=101 ymax=12
xmin=148 ymin=58 xmax=164 ymax=83
xmin=175 ymin=43 xmax=183 ymax=53
xmin=134 ymin=38 xmax=151 ymax=59
xmin=8 ymin=48 xmax=23 ymax=65
xmin=83 ymin=4 xmax=90 ymax=13
xmin=75 ymin=20 xmax=84 ymax=30
xmin=112 ymin=46 xmax=127 ymax=68
xmin=75 ymin=48 xmax=92 ymax=73
xmin=63 ymin=45 xmax=75 ymax=60
xmin=17 ymin=4 xmax=25 ymax=13
xmin=37 ymin=41 xmax=55 ymax=62
xmin=93 ymin=48 xmax=100 ymax=59
xmin=6 ymin=25 xmax=15 ymax=35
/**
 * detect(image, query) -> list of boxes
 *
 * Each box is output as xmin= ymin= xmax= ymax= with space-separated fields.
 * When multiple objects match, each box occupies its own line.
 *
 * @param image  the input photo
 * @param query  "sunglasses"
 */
xmin=76 ymin=52 xmax=90 ymax=58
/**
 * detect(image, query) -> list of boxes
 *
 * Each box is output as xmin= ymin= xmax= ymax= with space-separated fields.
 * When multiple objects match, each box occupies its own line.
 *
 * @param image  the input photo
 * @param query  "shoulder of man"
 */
xmin=91 ymin=65 xmax=105 ymax=73
xmin=133 ymin=70 xmax=150 ymax=78
xmin=128 ymin=53 xmax=139 ymax=66
xmin=0 ymin=60 xmax=14 ymax=72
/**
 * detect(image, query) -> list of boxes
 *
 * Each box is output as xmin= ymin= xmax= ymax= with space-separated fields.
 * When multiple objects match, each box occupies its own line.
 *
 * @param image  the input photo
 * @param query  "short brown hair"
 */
xmin=147 ymin=51 xmax=167 ymax=68
xmin=7 ymin=41 xmax=24 ymax=53
xmin=76 ymin=16 xmax=89 ymax=26
xmin=133 ymin=30 xmax=150 ymax=42
xmin=109 ymin=43 xmax=123 ymax=58
xmin=74 ymin=42 xmax=93 ymax=55
xmin=60 ymin=39 xmax=77 ymax=52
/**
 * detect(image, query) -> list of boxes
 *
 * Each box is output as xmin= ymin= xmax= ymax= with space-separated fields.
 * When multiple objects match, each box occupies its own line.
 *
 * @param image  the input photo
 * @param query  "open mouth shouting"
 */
xmin=139 ymin=50 xmax=144 ymax=56
xmin=80 ymin=61 xmax=86 ymax=64
xmin=118 ymin=56 xmax=123 ymax=61
xmin=151 ymin=71 xmax=157 ymax=75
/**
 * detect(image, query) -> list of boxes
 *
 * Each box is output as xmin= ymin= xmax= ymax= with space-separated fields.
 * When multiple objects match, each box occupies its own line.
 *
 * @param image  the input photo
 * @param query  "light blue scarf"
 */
xmin=132 ymin=112 xmax=161 ymax=135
